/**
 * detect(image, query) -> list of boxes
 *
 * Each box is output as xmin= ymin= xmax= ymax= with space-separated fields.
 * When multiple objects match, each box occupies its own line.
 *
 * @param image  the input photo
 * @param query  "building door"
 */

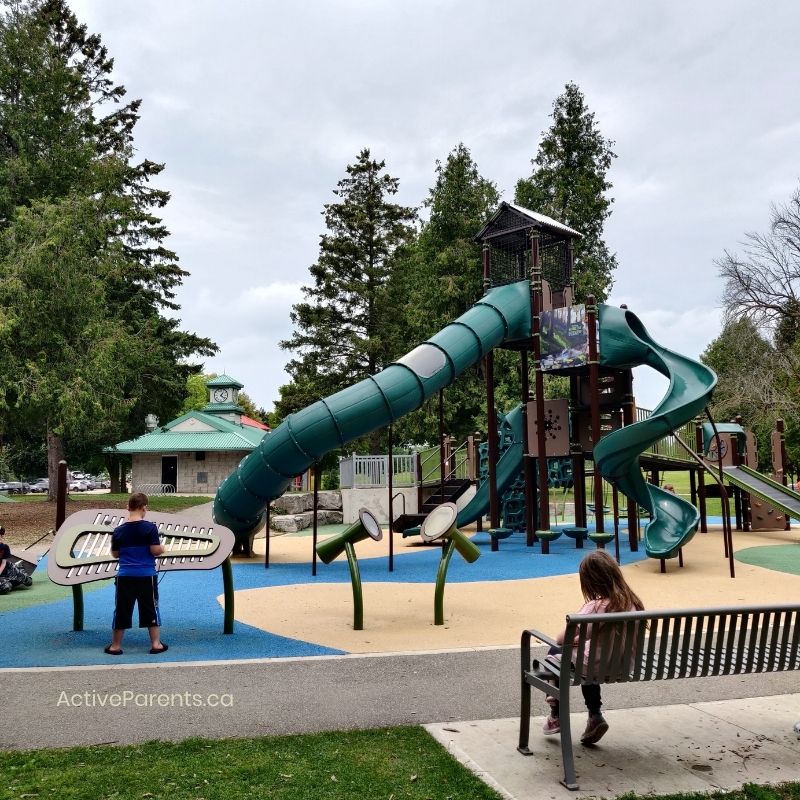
xmin=161 ymin=456 xmax=178 ymax=491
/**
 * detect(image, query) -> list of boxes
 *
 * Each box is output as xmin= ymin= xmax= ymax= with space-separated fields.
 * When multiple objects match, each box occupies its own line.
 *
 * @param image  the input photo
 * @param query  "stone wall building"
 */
xmin=108 ymin=375 xmax=269 ymax=494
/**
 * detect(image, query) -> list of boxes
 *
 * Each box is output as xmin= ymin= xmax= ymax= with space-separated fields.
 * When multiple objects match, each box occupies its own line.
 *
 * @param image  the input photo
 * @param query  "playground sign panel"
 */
xmin=541 ymin=305 xmax=590 ymax=371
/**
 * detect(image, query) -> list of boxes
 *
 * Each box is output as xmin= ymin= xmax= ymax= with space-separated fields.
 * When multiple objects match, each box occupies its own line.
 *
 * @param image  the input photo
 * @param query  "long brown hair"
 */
xmin=579 ymin=550 xmax=644 ymax=612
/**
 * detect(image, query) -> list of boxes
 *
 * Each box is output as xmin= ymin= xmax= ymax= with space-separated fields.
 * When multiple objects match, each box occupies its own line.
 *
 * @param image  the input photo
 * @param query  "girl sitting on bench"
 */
xmin=542 ymin=550 xmax=644 ymax=744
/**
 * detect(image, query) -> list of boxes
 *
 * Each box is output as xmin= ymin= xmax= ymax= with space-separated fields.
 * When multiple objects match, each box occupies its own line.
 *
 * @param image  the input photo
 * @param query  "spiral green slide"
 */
xmin=593 ymin=305 xmax=717 ymax=559
xmin=214 ymin=280 xmax=532 ymax=541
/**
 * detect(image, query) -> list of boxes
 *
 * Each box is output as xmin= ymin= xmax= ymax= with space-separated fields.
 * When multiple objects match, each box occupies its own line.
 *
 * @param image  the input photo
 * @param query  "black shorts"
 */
xmin=112 ymin=576 xmax=161 ymax=629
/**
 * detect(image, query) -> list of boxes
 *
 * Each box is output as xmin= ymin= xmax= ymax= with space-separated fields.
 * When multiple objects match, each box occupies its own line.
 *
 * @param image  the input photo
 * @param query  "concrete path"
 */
xmin=427 ymin=693 xmax=800 ymax=798
xmin=3 ymin=645 xmax=798 ymax=755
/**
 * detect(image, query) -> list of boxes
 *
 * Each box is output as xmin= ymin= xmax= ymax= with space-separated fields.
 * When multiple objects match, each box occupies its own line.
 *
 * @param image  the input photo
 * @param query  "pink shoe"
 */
xmin=542 ymin=715 xmax=561 ymax=736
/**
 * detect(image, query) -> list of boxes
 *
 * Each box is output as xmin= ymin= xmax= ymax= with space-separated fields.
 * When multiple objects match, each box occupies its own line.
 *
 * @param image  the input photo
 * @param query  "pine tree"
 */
xmin=390 ymin=143 xmax=499 ymax=442
xmin=406 ymin=143 xmax=498 ymax=340
xmin=278 ymin=148 xmax=417 ymax=430
xmin=515 ymin=82 xmax=617 ymax=302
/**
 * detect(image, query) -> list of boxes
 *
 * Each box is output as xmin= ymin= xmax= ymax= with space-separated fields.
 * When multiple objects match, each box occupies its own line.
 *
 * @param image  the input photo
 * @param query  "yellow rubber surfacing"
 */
xmin=228 ymin=527 xmax=800 ymax=655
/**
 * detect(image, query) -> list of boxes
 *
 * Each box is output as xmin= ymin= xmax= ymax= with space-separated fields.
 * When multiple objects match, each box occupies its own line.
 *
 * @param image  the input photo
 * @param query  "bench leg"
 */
xmin=518 ymin=675 xmax=532 ymax=754
xmin=558 ymin=688 xmax=579 ymax=790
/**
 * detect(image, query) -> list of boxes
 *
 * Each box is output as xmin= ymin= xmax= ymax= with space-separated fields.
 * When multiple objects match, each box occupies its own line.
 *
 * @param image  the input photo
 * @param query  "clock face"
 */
xmin=213 ymin=388 xmax=230 ymax=403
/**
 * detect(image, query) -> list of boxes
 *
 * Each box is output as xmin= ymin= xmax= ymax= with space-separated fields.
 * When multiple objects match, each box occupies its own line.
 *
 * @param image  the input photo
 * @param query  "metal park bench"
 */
xmin=518 ymin=604 xmax=800 ymax=790
xmin=47 ymin=509 xmax=236 ymax=634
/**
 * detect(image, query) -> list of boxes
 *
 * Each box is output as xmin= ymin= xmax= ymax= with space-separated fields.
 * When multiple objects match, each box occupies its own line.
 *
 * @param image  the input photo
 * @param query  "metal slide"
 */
xmin=593 ymin=305 xmax=718 ymax=559
xmin=214 ymin=280 xmax=532 ymax=540
xmin=722 ymin=464 xmax=800 ymax=521
xmin=455 ymin=404 xmax=524 ymax=527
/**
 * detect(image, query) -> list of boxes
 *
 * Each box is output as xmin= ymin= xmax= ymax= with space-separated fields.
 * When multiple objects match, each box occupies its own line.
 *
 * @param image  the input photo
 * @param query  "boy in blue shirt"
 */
xmin=105 ymin=493 xmax=167 ymax=655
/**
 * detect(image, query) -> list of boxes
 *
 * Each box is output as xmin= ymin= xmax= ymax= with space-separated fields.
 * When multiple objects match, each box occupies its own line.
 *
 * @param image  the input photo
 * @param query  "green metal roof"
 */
xmin=201 ymin=401 xmax=245 ymax=414
xmin=106 ymin=410 xmax=267 ymax=454
xmin=206 ymin=374 xmax=244 ymax=389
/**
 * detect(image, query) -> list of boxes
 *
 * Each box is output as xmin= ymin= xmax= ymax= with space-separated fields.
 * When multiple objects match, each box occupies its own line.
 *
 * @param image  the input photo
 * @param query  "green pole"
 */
xmin=434 ymin=539 xmax=457 ymax=626
xmin=222 ymin=556 xmax=234 ymax=634
xmin=72 ymin=585 xmax=84 ymax=632
xmin=344 ymin=541 xmax=364 ymax=631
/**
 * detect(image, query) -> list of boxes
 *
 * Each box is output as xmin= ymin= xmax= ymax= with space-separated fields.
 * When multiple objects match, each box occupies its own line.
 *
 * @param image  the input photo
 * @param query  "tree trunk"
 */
xmin=109 ymin=455 xmax=121 ymax=494
xmin=46 ymin=426 xmax=65 ymax=503
xmin=369 ymin=429 xmax=382 ymax=455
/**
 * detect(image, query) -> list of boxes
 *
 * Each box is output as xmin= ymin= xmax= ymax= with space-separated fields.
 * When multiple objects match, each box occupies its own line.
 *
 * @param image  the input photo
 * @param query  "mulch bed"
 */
xmin=1 ymin=497 xmax=125 ymax=549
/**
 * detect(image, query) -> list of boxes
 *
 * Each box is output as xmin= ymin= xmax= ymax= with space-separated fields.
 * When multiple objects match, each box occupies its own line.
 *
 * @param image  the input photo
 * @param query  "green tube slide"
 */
xmin=214 ymin=280 xmax=532 ymax=540
xmin=593 ymin=305 xmax=717 ymax=559
xmin=456 ymin=404 xmax=524 ymax=527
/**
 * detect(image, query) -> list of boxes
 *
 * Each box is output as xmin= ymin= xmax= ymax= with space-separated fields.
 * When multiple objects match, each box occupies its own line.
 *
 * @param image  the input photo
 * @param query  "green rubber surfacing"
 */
xmin=735 ymin=544 xmax=800 ymax=576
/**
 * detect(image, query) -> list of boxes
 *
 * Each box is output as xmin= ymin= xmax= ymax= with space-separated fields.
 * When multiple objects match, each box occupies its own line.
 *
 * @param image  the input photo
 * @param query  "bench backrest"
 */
xmin=563 ymin=604 xmax=800 ymax=685
xmin=47 ymin=509 xmax=235 ymax=586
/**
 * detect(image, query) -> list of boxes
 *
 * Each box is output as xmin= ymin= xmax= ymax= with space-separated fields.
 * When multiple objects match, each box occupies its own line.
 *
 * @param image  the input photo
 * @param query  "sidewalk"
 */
xmin=427 ymin=693 xmax=800 ymax=798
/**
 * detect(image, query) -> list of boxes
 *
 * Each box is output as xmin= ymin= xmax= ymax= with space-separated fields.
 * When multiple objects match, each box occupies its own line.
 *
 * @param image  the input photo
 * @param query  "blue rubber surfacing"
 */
xmin=0 ymin=530 xmax=647 ymax=669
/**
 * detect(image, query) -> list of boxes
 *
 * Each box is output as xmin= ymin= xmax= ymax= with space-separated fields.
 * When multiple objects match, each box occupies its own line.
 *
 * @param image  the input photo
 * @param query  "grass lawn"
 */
xmin=16 ymin=493 xmax=211 ymax=511
xmin=4 ymin=730 xmax=800 ymax=800
xmin=4 ymin=728 xmax=502 ymax=800
xmin=620 ymin=787 xmax=800 ymax=800
xmin=99 ymin=493 xmax=212 ymax=513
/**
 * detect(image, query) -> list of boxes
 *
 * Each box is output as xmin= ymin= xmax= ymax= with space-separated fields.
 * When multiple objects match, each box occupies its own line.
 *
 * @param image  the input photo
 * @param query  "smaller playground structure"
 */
xmin=694 ymin=416 xmax=800 ymax=535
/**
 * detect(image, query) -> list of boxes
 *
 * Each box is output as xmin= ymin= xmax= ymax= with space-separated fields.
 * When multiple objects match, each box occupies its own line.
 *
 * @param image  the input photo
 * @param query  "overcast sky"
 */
xmin=71 ymin=1 xmax=800 ymax=414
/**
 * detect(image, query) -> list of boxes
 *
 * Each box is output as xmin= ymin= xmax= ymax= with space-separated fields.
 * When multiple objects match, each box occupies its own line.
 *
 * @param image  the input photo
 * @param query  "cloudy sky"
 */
xmin=71 ymin=0 xmax=800 ymax=413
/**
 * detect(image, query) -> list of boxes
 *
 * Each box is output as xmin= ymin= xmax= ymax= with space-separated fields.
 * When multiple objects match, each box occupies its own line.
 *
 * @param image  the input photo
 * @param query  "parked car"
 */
xmin=69 ymin=479 xmax=88 ymax=492
xmin=29 ymin=478 xmax=49 ymax=493
xmin=3 ymin=480 xmax=29 ymax=494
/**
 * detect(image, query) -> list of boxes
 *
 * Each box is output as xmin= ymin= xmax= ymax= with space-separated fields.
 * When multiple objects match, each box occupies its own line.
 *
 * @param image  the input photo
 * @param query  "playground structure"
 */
xmin=212 ymin=201 xmax=796 ymax=587
xmin=696 ymin=417 xmax=798 ymax=533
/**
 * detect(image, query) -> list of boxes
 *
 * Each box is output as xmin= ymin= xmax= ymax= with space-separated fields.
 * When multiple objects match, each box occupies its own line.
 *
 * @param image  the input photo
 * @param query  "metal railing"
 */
xmin=418 ymin=440 xmax=470 ymax=486
xmin=338 ymin=454 xmax=418 ymax=489
xmin=636 ymin=407 xmax=698 ymax=462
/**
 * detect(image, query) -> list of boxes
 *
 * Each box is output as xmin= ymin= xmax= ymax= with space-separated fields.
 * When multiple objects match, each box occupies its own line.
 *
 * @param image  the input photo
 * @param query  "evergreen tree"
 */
xmin=278 ymin=148 xmax=417 ymax=436
xmin=389 ymin=143 xmax=500 ymax=443
xmin=0 ymin=0 xmax=216 ymax=494
xmin=405 ymin=143 xmax=498 ymax=341
xmin=515 ymin=82 xmax=617 ymax=302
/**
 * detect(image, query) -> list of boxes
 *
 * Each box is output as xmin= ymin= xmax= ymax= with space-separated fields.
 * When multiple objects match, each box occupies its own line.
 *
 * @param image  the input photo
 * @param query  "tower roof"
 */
xmin=205 ymin=374 xmax=244 ymax=389
xmin=475 ymin=201 xmax=582 ymax=243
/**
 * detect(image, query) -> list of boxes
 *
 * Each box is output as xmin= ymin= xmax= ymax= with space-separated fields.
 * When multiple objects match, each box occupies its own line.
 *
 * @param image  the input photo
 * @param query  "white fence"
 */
xmin=339 ymin=454 xmax=418 ymax=488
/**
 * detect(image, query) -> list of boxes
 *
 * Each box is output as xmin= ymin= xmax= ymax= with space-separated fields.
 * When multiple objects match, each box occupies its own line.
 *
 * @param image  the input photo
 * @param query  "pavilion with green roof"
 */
xmin=108 ymin=375 xmax=269 ymax=494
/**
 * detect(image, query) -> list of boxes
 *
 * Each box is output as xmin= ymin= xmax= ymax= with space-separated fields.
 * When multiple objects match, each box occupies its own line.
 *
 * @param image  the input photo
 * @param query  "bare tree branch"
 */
xmin=718 ymin=184 xmax=800 ymax=333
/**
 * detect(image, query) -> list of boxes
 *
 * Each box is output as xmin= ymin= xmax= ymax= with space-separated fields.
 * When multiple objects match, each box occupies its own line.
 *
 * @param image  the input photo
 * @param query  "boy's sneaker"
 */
xmin=542 ymin=715 xmax=561 ymax=736
xmin=580 ymin=713 xmax=609 ymax=744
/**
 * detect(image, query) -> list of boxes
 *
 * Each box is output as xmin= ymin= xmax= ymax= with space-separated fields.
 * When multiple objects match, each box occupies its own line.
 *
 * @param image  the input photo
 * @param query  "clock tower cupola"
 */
xmin=203 ymin=374 xmax=245 ymax=422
